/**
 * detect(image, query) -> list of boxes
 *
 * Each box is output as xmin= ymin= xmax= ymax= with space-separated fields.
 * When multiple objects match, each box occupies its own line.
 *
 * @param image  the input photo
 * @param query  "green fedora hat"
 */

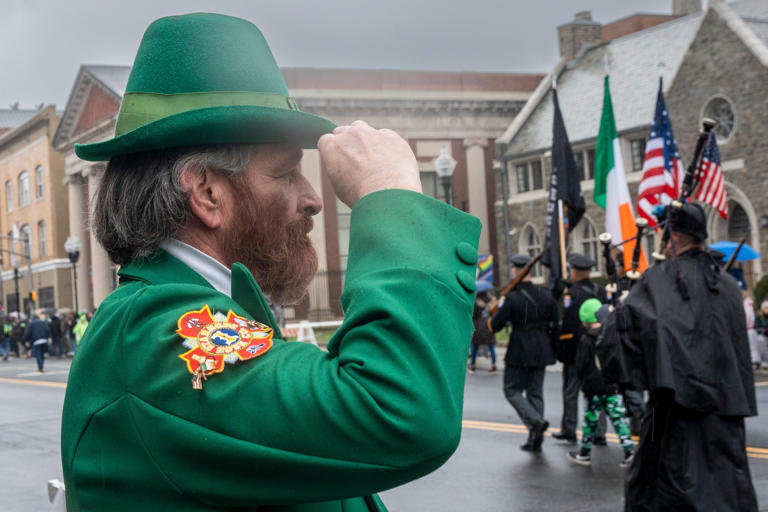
xmin=75 ymin=13 xmax=336 ymax=161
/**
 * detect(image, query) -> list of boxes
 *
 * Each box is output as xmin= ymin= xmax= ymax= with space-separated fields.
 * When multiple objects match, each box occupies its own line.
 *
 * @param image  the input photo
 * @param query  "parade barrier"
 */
xmin=282 ymin=320 xmax=342 ymax=346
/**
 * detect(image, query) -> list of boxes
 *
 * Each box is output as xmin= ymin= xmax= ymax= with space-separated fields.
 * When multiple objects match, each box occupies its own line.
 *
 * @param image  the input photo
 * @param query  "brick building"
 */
xmin=54 ymin=66 xmax=544 ymax=318
xmin=0 ymin=106 xmax=71 ymax=313
xmin=496 ymin=0 xmax=767 ymax=289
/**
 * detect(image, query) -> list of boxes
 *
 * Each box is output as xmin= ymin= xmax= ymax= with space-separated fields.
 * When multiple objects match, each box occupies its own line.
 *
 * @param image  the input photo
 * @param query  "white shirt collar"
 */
xmin=159 ymin=239 xmax=232 ymax=297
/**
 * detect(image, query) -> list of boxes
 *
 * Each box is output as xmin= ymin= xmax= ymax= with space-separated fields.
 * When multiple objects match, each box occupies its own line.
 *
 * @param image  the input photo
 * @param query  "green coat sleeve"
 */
xmin=65 ymin=190 xmax=481 ymax=510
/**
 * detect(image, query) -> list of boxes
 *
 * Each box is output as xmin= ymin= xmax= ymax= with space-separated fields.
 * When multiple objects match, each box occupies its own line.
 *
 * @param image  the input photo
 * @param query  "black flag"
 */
xmin=542 ymin=88 xmax=585 ymax=285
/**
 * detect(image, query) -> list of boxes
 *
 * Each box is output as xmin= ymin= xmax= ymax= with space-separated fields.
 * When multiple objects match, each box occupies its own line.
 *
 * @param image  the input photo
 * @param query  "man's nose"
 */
xmin=298 ymin=175 xmax=322 ymax=217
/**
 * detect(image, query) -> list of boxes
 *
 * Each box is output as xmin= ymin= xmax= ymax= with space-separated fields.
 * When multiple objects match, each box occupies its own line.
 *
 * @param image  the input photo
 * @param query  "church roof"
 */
xmin=500 ymin=11 xmax=703 ymax=158
xmin=500 ymin=0 xmax=768 ymax=160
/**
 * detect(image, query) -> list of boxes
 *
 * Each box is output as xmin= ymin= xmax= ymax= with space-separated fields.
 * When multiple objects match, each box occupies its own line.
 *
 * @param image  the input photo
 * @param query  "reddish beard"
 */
xmin=222 ymin=182 xmax=318 ymax=305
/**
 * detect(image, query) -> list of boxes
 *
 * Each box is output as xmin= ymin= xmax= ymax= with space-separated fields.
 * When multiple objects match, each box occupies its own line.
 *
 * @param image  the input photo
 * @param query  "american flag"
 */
xmin=637 ymin=79 xmax=684 ymax=227
xmin=694 ymin=134 xmax=727 ymax=219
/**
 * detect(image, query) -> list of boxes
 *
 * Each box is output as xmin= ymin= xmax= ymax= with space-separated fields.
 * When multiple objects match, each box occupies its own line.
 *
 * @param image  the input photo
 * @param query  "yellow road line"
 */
xmin=0 ymin=377 xmax=67 ymax=389
xmin=462 ymin=419 xmax=768 ymax=460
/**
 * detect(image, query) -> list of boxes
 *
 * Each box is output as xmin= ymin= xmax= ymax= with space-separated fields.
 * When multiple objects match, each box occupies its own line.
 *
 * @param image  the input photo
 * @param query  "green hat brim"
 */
xmin=74 ymin=105 xmax=337 ymax=161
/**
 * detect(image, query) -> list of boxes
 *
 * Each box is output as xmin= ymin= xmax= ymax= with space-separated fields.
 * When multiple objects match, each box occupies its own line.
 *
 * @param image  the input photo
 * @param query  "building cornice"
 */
xmin=298 ymin=97 xmax=525 ymax=116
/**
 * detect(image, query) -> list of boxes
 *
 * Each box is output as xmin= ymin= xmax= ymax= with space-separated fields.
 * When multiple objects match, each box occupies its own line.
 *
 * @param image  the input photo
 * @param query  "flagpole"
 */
xmin=557 ymin=199 xmax=567 ymax=279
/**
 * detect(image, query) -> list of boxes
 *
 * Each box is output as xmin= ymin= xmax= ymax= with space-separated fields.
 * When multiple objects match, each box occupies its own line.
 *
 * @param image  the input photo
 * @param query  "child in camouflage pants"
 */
xmin=568 ymin=299 xmax=635 ymax=467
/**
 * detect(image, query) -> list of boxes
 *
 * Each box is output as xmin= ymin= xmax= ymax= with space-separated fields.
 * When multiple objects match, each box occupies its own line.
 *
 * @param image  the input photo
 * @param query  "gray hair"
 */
xmin=92 ymin=145 xmax=254 ymax=265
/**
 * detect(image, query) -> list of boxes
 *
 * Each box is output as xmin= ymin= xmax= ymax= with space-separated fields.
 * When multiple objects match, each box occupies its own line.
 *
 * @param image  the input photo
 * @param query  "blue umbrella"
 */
xmin=708 ymin=240 xmax=760 ymax=262
xmin=475 ymin=280 xmax=494 ymax=293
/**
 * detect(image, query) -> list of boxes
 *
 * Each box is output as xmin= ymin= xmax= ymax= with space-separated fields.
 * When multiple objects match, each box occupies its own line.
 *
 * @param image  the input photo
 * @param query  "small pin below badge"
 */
xmin=192 ymin=366 xmax=207 ymax=390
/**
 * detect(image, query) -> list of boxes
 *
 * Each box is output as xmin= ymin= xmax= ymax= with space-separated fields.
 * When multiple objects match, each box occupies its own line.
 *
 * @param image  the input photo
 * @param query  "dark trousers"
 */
xmin=561 ymin=363 xmax=605 ymax=437
xmin=504 ymin=366 xmax=545 ymax=429
xmin=32 ymin=343 xmax=46 ymax=371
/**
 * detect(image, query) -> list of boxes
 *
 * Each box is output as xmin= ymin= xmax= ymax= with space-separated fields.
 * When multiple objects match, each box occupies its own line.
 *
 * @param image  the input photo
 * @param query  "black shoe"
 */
xmin=567 ymin=449 xmax=591 ymax=466
xmin=621 ymin=451 xmax=634 ymax=468
xmin=593 ymin=437 xmax=607 ymax=446
xmin=552 ymin=431 xmax=577 ymax=444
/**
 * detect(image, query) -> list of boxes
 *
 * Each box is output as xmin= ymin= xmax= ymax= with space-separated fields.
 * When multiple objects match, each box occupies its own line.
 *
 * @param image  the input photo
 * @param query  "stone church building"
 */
xmin=496 ymin=0 xmax=768 ymax=289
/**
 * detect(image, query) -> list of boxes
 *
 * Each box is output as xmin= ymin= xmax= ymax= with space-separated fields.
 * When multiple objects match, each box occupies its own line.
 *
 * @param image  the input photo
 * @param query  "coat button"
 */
xmin=456 ymin=270 xmax=476 ymax=293
xmin=456 ymin=242 xmax=478 ymax=265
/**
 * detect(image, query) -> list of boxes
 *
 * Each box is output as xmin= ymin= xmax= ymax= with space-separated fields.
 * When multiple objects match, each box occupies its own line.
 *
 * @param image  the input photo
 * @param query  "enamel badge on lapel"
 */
xmin=176 ymin=305 xmax=273 ymax=390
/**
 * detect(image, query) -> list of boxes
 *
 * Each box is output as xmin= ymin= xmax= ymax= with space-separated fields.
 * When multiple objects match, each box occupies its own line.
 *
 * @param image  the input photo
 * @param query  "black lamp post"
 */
xmin=433 ymin=146 xmax=457 ymax=206
xmin=65 ymin=236 xmax=81 ymax=313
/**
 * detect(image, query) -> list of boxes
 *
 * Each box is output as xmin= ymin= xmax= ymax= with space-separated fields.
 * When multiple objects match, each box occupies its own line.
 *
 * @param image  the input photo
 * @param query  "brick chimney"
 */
xmin=557 ymin=11 xmax=602 ymax=62
xmin=673 ymin=0 xmax=702 ymax=15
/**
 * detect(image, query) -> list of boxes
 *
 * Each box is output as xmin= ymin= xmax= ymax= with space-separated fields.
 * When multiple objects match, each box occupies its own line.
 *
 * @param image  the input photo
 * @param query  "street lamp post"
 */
xmin=433 ymin=146 xmax=457 ymax=206
xmin=65 ymin=236 xmax=81 ymax=313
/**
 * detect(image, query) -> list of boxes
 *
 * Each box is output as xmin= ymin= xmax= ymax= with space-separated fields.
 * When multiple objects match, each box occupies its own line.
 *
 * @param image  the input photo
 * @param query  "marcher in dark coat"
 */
xmin=469 ymin=291 xmax=497 ymax=374
xmin=611 ymin=203 xmax=758 ymax=511
xmin=490 ymin=254 xmax=557 ymax=451
xmin=552 ymin=254 xmax=608 ymax=444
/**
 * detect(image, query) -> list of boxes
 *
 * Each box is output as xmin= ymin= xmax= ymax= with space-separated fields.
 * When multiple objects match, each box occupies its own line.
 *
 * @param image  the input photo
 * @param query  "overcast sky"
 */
xmin=2 ymin=0 xmax=691 ymax=108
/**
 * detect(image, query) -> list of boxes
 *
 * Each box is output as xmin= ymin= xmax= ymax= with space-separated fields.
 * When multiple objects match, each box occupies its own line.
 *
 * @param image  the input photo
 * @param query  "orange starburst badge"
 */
xmin=176 ymin=305 xmax=273 ymax=390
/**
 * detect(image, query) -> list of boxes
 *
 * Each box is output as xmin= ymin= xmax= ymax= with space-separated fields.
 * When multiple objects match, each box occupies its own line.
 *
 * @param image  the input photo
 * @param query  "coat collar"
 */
xmin=118 ymin=250 xmax=280 ymax=332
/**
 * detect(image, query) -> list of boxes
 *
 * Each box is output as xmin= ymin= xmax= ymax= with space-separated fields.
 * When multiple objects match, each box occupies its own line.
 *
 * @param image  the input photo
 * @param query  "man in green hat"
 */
xmin=62 ymin=13 xmax=481 ymax=512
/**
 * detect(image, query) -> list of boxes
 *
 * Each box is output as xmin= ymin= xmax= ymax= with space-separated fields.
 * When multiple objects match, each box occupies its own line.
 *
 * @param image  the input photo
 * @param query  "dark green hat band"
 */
xmin=115 ymin=91 xmax=300 ymax=135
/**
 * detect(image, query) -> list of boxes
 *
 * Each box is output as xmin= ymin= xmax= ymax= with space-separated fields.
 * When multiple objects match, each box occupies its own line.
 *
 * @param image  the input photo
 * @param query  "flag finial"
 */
xmin=657 ymin=61 xmax=666 ymax=78
xmin=552 ymin=75 xmax=557 ymax=90
xmin=604 ymin=53 xmax=611 ymax=74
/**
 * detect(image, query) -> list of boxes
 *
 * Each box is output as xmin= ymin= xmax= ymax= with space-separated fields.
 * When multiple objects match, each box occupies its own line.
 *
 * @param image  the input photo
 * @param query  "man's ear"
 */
xmin=180 ymin=166 xmax=229 ymax=230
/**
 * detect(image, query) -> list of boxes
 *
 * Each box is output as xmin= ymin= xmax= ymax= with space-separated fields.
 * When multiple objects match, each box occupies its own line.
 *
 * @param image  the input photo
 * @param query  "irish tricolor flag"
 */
xmin=593 ymin=75 xmax=647 ymax=273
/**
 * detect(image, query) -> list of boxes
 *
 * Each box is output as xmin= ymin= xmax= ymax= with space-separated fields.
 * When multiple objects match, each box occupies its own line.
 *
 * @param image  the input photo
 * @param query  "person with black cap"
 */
xmin=489 ymin=254 xmax=558 ymax=451
xmin=615 ymin=202 xmax=758 ymax=511
xmin=551 ymin=253 xmax=608 ymax=444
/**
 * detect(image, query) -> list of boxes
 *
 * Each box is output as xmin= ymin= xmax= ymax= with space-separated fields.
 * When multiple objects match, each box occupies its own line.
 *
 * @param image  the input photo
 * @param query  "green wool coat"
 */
xmin=61 ymin=190 xmax=481 ymax=511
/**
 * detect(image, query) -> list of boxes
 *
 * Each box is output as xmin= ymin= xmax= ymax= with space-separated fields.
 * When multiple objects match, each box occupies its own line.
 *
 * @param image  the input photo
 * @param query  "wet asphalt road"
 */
xmin=0 ymin=353 xmax=767 ymax=511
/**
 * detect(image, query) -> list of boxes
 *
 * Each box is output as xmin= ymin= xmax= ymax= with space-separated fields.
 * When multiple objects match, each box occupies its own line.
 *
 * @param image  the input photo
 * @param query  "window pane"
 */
xmin=419 ymin=171 xmax=438 ymax=199
xmin=18 ymin=171 xmax=29 ymax=206
xmin=531 ymin=161 xmax=543 ymax=190
xmin=21 ymin=224 xmax=31 ymax=259
xmin=630 ymin=139 xmax=646 ymax=172
xmin=5 ymin=181 xmax=12 ymax=212
xmin=38 ymin=221 xmax=47 ymax=257
xmin=516 ymin=164 xmax=529 ymax=193
xmin=574 ymin=151 xmax=585 ymax=181
xmin=586 ymin=149 xmax=596 ymax=180
xmin=36 ymin=165 xmax=44 ymax=198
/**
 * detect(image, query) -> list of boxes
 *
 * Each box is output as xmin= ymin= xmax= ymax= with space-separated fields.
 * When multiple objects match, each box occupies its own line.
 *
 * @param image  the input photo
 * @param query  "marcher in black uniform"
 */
xmin=617 ymin=203 xmax=758 ymax=511
xmin=551 ymin=254 xmax=607 ymax=444
xmin=490 ymin=254 xmax=558 ymax=452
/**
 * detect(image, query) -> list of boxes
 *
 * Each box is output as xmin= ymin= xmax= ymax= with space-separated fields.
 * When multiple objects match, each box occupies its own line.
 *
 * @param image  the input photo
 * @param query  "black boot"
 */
xmin=531 ymin=420 xmax=549 ymax=451
xmin=520 ymin=430 xmax=535 ymax=451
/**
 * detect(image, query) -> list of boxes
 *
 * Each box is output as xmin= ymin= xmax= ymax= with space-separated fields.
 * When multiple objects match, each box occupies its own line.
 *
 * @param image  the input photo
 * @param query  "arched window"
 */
xmin=38 ymin=220 xmax=47 ymax=258
xmin=18 ymin=171 xmax=30 ymax=207
xmin=5 ymin=181 xmax=12 ymax=212
xmin=728 ymin=203 xmax=750 ymax=242
xmin=519 ymin=224 xmax=543 ymax=278
xmin=21 ymin=224 xmax=31 ymax=260
xmin=570 ymin=216 xmax=601 ymax=273
xmin=35 ymin=165 xmax=44 ymax=198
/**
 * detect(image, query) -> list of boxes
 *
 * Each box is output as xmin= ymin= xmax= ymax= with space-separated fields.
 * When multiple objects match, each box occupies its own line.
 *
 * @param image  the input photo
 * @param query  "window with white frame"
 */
xmin=575 ymin=149 xmax=596 ymax=181
xmin=35 ymin=165 xmax=44 ymax=198
xmin=18 ymin=171 xmax=30 ymax=207
xmin=513 ymin=160 xmax=544 ymax=193
xmin=21 ymin=224 xmax=31 ymax=260
xmin=519 ymin=224 xmax=543 ymax=278
xmin=38 ymin=220 xmax=47 ymax=257
xmin=5 ymin=181 xmax=12 ymax=212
